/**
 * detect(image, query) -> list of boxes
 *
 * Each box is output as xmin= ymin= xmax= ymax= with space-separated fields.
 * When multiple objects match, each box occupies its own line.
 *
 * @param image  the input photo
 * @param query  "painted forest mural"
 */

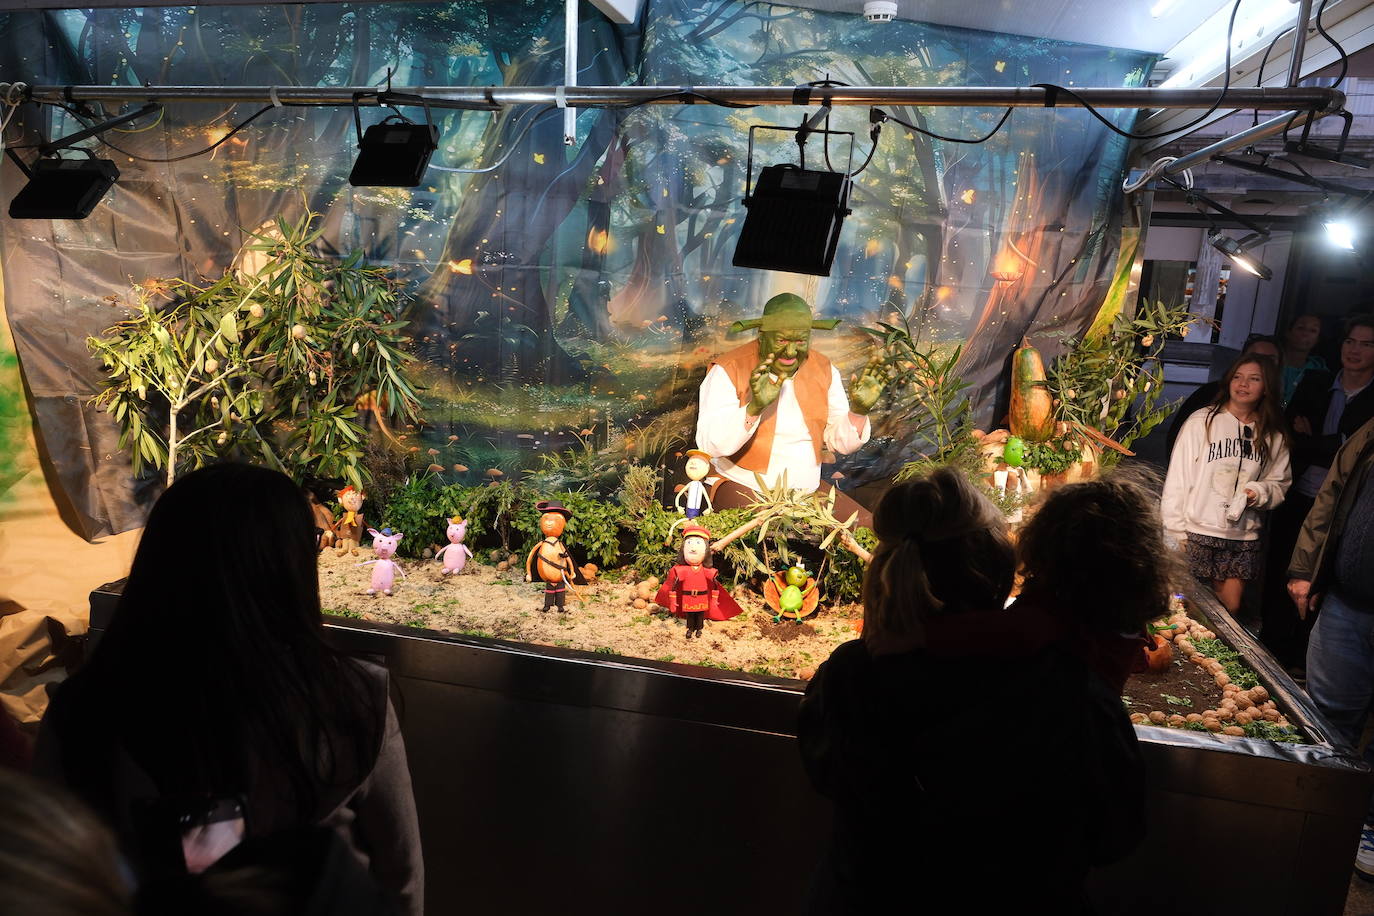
xmin=0 ymin=0 xmax=1153 ymax=536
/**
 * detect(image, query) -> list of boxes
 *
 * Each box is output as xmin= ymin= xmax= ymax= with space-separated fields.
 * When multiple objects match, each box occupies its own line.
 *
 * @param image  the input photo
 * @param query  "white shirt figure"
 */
xmin=695 ymin=364 xmax=870 ymax=493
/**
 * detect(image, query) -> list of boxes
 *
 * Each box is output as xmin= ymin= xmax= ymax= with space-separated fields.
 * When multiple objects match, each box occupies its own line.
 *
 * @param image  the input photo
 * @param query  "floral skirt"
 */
xmin=1185 ymin=533 xmax=1262 ymax=581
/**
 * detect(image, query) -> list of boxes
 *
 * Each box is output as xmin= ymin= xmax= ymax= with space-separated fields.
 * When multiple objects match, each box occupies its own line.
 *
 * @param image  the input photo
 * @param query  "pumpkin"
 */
xmin=1009 ymin=340 xmax=1055 ymax=442
xmin=1143 ymin=633 xmax=1173 ymax=672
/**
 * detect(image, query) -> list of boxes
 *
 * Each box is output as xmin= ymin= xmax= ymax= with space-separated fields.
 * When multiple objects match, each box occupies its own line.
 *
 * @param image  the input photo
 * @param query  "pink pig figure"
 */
xmin=360 ymin=527 xmax=406 ymax=597
xmin=435 ymin=516 xmax=474 ymax=576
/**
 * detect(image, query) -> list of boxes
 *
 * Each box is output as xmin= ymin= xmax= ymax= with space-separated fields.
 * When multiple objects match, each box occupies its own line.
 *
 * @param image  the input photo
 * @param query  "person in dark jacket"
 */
xmin=33 ymin=464 xmax=423 ymax=916
xmin=1262 ymin=314 xmax=1374 ymax=668
xmin=1288 ymin=416 xmax=1374 ymax=879
xmin=797 ymin=469 xmax=1143 ymax=915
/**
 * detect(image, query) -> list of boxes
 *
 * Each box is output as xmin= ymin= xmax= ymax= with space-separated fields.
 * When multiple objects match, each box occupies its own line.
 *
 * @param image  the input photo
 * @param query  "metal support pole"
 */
xmin=1161 ymin=108 xmax=1326 ymax=175
xmin=4 ymin=83 xmax=1346 ymax=113
xmin=1287 ymin=0 xmax=1314 ymax=87
xmin=563 ymin=0 xmax=578 ymax=146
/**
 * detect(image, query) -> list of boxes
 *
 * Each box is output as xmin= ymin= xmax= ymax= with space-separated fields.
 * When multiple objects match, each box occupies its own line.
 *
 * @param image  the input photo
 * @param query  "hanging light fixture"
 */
xmin=1208 ymin=230 xmax=1273 ymax=281
xmin=1324 ymin=217 xmax=1357 ymax=251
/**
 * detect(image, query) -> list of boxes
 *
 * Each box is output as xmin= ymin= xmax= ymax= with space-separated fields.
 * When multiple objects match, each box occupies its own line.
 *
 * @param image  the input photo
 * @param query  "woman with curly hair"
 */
xmin=798 ymin=468 xmax=1144 ymax=914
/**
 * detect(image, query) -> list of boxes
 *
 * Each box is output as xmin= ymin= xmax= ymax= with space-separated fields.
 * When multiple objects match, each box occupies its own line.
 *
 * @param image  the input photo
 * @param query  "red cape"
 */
xmin=654 ymin=567 xmax=744 ymax=621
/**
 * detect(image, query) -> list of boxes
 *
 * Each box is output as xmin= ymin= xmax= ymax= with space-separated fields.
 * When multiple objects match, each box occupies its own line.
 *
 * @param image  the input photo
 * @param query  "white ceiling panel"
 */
xmin=760 ymin=0 xmax=1233 ymax=54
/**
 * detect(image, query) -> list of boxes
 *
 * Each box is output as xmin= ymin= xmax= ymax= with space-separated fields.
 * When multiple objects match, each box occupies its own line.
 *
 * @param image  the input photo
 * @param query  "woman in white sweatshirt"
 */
xmin=1162 ymin=354 xmax=1291 ymax=615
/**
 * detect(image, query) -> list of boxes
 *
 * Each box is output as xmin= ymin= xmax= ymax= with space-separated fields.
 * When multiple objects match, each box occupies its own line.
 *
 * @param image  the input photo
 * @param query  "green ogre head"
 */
xmin=728 ymin=293 xmax=840 ymax=381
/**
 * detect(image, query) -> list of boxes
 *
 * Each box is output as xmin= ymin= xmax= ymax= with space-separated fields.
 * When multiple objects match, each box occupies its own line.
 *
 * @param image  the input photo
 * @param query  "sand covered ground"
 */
xmin=317 ymin=550 xmax=857 ymax=678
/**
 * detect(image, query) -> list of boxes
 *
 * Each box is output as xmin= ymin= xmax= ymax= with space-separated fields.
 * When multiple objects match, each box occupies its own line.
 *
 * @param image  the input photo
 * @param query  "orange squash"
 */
xmin=1009 ymin=340 xmax=1055 ymax=442
xmin=1143 ymin=634 xmax=1174 ymax=673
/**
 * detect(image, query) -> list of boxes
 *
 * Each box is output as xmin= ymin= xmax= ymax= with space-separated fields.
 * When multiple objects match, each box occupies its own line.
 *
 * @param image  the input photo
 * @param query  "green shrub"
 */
xmin=376 ymin=473 xmax=447 ymax=557
xmin=822 ymin=527 xmax=876 ymax=603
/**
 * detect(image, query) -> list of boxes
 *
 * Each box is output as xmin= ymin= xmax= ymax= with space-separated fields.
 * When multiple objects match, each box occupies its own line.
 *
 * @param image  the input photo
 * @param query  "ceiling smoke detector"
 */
xmin=863 ymin=1 xmax=897 ymax=22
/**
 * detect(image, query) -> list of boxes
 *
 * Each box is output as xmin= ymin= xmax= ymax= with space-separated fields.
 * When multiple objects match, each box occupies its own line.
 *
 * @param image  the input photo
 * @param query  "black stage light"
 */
xmin=348 ymin=120 xmax=439 ymax=188
xmin=1208 ymin=230 xmax=1273 ymax=281
xmin=8 ymin=156 xmax=120 ymax=220
xmin=733 ymin=164 xmax=853 ymax=276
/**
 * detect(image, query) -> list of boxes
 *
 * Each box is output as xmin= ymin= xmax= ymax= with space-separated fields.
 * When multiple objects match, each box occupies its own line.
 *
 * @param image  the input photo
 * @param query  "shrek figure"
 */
xmin=695 ymin=293 xmax=890 ymax=527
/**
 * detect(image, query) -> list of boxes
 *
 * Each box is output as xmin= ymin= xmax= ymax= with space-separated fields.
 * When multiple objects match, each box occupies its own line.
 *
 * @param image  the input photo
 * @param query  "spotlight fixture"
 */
xmin=1325 ymin=218 xmax=1357 ymax=251
xmin=349 ymin=93 xmax=438 ymax=188
xmin=7 ymin=154 xmax=119 ymax=220
xmin=733 ymin=116 xmax=855 ymax=277
xmin=5 ymin=102 xmax=157 ymax=220
xmin=1208 ymin=230 xmax=1273 ymax=281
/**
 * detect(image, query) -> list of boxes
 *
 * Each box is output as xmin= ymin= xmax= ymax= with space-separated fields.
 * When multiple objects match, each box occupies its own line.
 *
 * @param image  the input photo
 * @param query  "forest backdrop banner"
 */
xmin=0 ymin=0 xmax=1154 ymax=538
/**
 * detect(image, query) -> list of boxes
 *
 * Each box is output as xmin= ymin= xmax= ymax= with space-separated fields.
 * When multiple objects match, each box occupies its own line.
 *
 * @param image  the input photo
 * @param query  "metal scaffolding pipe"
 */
xmin=1161 ymin=108 xmax=1322 ymax=175
xmin=8 ymin=83 xmax=1347 ymax=112
xmin=1287 ymin=0 xmax=1315 ymax=88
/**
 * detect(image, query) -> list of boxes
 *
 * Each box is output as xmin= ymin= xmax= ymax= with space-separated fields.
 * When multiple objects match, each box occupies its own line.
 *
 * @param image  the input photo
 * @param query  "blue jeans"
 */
xmin=1306 ymin=590 xmax=1374 ymax=823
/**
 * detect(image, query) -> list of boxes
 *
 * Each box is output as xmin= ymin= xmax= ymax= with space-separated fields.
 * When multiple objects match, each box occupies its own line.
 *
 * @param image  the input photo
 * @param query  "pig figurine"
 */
xmin=435 ymin=516 xmax=474 ymax=576
xmin=360 ymin=527 xmax=406 ymax=596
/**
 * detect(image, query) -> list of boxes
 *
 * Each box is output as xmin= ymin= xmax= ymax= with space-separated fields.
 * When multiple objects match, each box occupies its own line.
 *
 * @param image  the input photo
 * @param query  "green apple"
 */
xmin=784 ymin=565 xmax=808 ymax=588
xmin=1002 ymin=436 xmax=1025 ymax=468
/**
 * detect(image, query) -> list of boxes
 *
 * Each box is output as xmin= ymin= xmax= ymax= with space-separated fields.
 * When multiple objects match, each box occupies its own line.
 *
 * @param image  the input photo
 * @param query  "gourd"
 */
xmin=1143 ymin=632 xmax=1174 ymax=673
xmin=1009 ymin=340 xmax=1055 ymax=442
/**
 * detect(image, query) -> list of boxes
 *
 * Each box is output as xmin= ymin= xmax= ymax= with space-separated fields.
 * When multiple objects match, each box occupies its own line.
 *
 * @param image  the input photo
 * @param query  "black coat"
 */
xmin=1286 ymin=370 xmax=1374 ymax=479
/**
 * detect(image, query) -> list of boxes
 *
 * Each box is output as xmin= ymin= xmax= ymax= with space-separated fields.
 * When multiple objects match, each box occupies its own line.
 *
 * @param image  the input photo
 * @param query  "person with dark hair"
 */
xmin=798 ymin=468 xmax=1143 ymax=914
xmin=33 ymin=463 xmax=422 ymax=916
xmin=1165 ymin=334 xmax=1281 ymax=457
xmin=1280 ymin=314 xmax=1328 ymax=405
xmin=0 ymin=768 xmax=131 ymax=916
xmin=1262 ymin=314 xmax=1374 ymax=668
xmin=1015 ymin=468 xmax=1179 ymax=693
xmin=1163 ymin=354 xmax=1291 ymax=616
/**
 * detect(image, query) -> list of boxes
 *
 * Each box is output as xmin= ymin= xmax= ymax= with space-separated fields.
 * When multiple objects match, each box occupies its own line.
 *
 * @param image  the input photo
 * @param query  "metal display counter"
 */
xmin=88 ymin=581 xmax=1369 ymax=915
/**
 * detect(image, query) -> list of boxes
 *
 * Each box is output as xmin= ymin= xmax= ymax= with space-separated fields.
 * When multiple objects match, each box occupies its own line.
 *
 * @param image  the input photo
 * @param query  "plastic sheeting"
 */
xmin=0 ymin=1 xmax=1154 ymax=538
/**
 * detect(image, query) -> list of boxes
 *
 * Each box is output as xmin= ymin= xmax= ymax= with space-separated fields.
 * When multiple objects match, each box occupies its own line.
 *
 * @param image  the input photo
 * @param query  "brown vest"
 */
xmin=712 ymin=341 xmax=832 ymax=472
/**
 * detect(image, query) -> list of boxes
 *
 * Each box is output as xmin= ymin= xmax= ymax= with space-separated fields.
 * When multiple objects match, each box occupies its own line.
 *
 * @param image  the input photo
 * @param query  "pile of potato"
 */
xmin=1129 ymin=607 xmax=1290 ymax=736
xmin=626 ymin=576 xmax=661 ymax=611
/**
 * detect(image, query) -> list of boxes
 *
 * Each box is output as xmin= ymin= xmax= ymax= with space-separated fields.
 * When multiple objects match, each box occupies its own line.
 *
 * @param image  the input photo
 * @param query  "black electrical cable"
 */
xmin=1030 ymin=0 xmax=1244 ymax=142
xmin=874 ymin=105 xmax=1013 ymax=144
xmin=98 ymin=104 xmax=276 ymax=162
xmin=1252 ymin=25 xmax=1293 ymax=127
xmin=1314 ymin=0 xmax=1349 ymax=90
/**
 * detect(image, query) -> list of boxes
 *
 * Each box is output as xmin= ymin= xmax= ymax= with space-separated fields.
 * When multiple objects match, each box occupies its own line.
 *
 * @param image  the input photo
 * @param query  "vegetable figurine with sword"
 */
xmin=524 ymin=499 xmax=585 ymax=612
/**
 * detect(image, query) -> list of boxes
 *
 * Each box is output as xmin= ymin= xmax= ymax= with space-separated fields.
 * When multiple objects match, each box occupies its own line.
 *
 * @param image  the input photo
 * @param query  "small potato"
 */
xmin=1148 ymin=711 xmax=1167 ymax=725
xmin=647 ymin=576 xmax=660 ymax=587
xmin=1260 ymin=701 xmax=1277 ymax=712
xmin=1215 ymin=673 xmax=1232 ymax=687
xmin=1186 ymin=713 xmax=1204 ymax=723
xmin=497 ymin=560 xmax=509 ymax=571
xmin=1176 ymin=639 xmax=1195 ymax=656
xmin=1222 ymin=726 xmax=1246 ymax=737
xmin=632 ymin=598 xmax=647 ymax=610
xmin=1130 ymin=713 xmax=1147 ymax=725
xmin=1168 ymin=714 xmax=1187 ymax=727
xmin=1199 ymin=630 xmax=1216 ymax=640
xmin=1235 ymin=711 xmax=1253 ymax=725
xmin=1204 ymin=719 xmax=1223 ymax=732
xmin=1218 ymin=708 xmax=1236 ymax=721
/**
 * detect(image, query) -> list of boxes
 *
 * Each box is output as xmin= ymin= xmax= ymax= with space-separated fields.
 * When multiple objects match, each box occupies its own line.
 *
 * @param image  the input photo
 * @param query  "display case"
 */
xmin=88 ymin=579 xmax=1369 ymax=915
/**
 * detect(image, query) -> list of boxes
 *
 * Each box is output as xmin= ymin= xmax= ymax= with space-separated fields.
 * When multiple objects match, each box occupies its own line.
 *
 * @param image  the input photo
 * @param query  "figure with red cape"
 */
xmin=656 ymin=524 xmax=743 ymax=639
